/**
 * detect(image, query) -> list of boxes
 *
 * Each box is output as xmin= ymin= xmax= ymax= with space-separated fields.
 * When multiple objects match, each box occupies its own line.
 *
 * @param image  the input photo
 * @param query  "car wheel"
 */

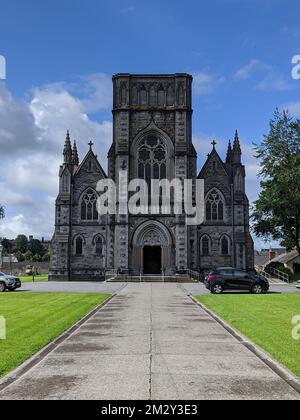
xmin=211 ymin=284 xmax=223 ymax=294
xmin=0 ymin=282 xmax=6 ymax=292
xmin=251 ymin=284 xmax=263 ymax=294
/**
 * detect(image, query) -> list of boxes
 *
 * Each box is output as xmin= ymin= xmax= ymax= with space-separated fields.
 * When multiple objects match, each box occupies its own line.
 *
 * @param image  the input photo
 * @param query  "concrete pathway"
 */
xmin=0 ymin=284 xmax=299 ymax=400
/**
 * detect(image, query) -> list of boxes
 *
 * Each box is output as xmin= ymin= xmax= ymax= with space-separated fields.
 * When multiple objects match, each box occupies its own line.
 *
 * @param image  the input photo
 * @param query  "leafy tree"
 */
xmin=33 ymin=253 xmax=42 ymax=262
xmin=1 ymin=238 xmax=11 ymax=256
xmin=15 ymin=251 xmax=25 ymax=262
xmin=14 ymin=235 xmax=29 ymax=254
xmin=29 ymin=239 xmax=44 ymax=256
xmin=42 ymin=245 xmax=51 ymax=262
xmin=24 ymin=250 xmax=33 ymax=262
xmin=252 ymin=110 xmax=300 ymax=255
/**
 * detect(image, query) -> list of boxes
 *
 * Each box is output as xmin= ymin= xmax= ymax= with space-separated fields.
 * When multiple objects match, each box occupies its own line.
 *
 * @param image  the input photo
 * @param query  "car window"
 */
xmin=233 ymin=270 xmax=248 ymax=277
xmin=219 ymin=269 xmax=232 ymax=275
xmin=0 ymin=273 xmax=4 ymax=277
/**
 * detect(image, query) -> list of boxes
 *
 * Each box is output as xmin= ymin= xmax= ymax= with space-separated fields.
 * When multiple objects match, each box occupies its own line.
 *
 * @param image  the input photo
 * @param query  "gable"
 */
xmin=75 ymin=150 xmax=107 ymax=179
xmin=198 ymin=150 xmax=230 ymax=180
xmin=72 ymin=150 xmax=107 ymax=203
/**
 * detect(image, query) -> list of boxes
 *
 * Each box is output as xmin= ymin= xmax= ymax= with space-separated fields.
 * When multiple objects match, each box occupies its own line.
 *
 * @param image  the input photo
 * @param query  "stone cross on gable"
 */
xmin=88 ymin=141 xmax=94 ymax=150
xmin=211 ymin=140 xmax=217 ymax=149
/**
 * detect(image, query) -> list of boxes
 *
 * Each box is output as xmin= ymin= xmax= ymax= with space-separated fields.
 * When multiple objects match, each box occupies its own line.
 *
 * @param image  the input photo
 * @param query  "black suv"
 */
xmin=204 ymin=267 xmax=269 ymax=294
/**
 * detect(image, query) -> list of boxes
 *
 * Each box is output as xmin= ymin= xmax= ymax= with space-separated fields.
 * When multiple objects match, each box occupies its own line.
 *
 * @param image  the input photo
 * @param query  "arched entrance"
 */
xmin=130 ymin=221 xmax=174 ymax=275
xmin=143 ymin=246 xmax=162 ymax=274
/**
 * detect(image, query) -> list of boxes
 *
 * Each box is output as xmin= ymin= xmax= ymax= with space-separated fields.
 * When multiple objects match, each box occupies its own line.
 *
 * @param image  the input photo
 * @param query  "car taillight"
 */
xmin=207 ymin=274 xmax=216 ymax=282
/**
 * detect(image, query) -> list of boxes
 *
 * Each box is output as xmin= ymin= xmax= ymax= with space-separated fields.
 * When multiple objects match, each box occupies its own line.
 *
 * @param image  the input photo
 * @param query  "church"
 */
xmin=49 ymin=74 xmax=254 ymax=281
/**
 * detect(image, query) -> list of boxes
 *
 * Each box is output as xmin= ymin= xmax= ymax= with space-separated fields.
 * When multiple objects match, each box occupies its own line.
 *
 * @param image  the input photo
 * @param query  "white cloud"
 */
xmin=0 ymin=75 xmax=113 ymax=240
xmin=235 ymin=59 xmax=293 ymax=92
xmin=235 ymin=59 xmax=270 ymax=80
xmin=75 ymin=73 xmax=112 ymax=113
xmin=193 ymin=72 xmax=225 ymax=95
xmin=255 ymin=76 xmax=292 ymax=92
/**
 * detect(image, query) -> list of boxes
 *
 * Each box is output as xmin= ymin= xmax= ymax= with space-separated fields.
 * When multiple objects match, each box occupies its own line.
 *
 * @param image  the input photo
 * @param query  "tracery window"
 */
xmin=81 ymin=189 xmax=98 ymax=221
xmin=138 ymin=135 xmax=167 ymax=188
xmin=206 ymin=189 xmax=224 ymax=221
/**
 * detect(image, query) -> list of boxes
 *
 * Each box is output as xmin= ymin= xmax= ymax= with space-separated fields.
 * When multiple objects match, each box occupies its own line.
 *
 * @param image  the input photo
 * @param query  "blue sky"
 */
xmin=0 ymin=0 xmax=300 ymax=246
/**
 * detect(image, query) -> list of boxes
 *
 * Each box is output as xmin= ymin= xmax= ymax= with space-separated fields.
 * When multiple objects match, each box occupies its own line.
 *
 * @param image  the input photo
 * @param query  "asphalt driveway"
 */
xmin=16 ymin=280 xmax=300 ymax=296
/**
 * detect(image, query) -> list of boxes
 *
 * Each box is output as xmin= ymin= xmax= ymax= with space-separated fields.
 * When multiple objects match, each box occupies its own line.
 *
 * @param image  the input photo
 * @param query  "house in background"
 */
xmin=254 ymin=248 xmax=286 ymax=269
xmin=264 ymin=250 xmax=300 ymax=276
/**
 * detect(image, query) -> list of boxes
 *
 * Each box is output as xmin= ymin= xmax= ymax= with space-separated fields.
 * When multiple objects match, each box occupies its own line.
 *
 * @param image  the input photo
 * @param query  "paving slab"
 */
xmin=0 ymin=283 xmax=299 ymax=400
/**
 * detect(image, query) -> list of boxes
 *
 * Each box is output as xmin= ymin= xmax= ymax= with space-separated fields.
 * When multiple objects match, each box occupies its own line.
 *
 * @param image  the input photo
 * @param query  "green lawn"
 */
xmin=196 ymin=294 xmax=300 ymax=377
xmin=0 ymin=292 xmax=110 ymax=378
xmin=19 ymin=275 xmax=48 ymax=283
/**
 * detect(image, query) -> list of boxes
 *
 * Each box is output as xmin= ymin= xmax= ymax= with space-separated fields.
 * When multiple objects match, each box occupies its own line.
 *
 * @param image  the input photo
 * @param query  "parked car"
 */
xmin=204 ymin=267 xmax=269 ymax=294
xmin=296 ymin=280 xmax=300 ymax=289
xmin=0 ymin=272 xmax=21 ymax=292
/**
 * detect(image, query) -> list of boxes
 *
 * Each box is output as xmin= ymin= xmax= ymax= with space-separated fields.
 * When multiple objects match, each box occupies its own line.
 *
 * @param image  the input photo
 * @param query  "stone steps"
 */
xmin=106 ymin=275 xmax=197 ymax=283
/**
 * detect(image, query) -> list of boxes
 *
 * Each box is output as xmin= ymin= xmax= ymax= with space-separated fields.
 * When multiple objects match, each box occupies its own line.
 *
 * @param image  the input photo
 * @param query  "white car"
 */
xmin=296 ymin=280 xmax=300 ymax=289
xmin=0 ymin=272 xmax=21 ymax=292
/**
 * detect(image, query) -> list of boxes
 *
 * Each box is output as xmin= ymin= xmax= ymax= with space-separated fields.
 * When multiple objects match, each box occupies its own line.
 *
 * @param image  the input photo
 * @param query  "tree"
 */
xmin=29 ymin=239 xmax=44 ymax=256
xmin=33 ymin=253 xmax=42 ymax=262
xmin=15 ymin=251 xmax=25 ymax=262
xmin=252 ymin=109 xmax=300 ymax=255
xmin=24 ymin=250 xmax=33 ymax=262
xmin=0 ymin=206 xmax=4 ymax=219
xmin=14 ymin=235 xmax=29 ymax=254
xmin=1 ymin=238 xmax=11 ymax=256
xmin=42 ymin=253 xmax=50 ymax=262
xmin=42 ymin=244 xmax=51 ymax=262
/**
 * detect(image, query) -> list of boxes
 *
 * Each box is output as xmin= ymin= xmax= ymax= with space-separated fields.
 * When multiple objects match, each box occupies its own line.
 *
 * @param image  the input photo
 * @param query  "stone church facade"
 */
xmin=49 ymin=73 xmax=254 ymax=281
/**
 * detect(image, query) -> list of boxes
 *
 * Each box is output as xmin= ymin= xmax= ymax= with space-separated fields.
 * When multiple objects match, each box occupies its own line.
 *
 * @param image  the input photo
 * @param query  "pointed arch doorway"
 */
xmin=130 ymin=221 xmax=175 ymax=276
xmin=143 ymin=246 xmax=162 ymax=275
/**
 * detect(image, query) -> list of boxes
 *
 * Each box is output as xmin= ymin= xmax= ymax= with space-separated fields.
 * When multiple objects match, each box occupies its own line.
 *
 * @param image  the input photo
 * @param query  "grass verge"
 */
xmin=196 ymin=294 xmax=300 ymax=377
xmin=19 ymin=275 xmax=48 ymax=283
xmin=0 ymin=292 xmax=110 ymax=378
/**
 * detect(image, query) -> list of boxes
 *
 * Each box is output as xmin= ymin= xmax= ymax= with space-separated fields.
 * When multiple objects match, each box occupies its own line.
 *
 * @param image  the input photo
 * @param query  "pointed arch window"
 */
xmin=221 ymin=236 xmax=230 ymax=255
xmin=201 ymin=236 xmax=211 ymax=256
xmin=120 ymin=82 xmax=127 ymax=105
xmin=206 ymin=189 xmax=224 ymax=221
xmin=81 ymin=190 xmax=98 ymax=221
xmin=75 ymin=236 xmax=83 ymax=255
xmin=95 ymin=235 xmax=104 ymax=256
xmin=138 ymin=135 xmax=167 ymax=188
xmin=139 ymin=85 xmax=148 ymax=105
xmin=61 ymin=172 xmax=70 ymax=193
xmin=157 ymin=85 xmax=165 ymax=105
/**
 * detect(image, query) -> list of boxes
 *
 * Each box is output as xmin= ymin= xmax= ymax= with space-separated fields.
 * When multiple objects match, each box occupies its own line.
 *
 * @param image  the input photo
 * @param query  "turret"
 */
xmin=233 ymin=130 xmax=242 ymax=164
xmin=63 ymin=130 xmax=73 ymax=165
xmin=226 ymin=140 xmax=233 ymax=164
xmin=72 ymin=140 xmax=79 ymax=166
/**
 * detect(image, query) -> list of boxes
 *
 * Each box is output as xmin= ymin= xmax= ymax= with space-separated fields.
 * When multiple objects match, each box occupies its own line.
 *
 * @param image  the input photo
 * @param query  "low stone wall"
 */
xmin=1 ymin=262 xmax=50 ymax=275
